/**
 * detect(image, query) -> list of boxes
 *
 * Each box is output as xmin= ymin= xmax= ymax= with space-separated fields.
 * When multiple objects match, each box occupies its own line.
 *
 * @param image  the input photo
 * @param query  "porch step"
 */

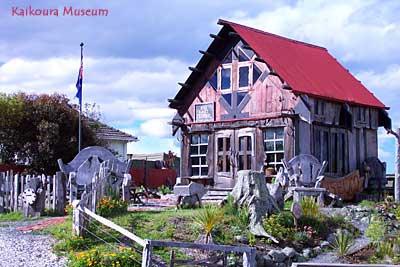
xmin=201 ymin=188 xmax=232 ymax=204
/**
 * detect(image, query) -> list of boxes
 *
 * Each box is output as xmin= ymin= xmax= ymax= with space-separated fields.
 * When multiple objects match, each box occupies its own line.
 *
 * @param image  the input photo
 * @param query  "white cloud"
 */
xmin=139 ymin=118 xmax=171 ymax=138
xmin=229 ymin=0 xmax=400 ymax=66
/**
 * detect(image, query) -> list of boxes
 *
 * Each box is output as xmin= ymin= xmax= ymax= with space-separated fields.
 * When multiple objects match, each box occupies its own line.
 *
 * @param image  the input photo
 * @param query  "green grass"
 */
xmin=0 ymin=211 xmax=30 ymax=222
xmin=284 ymin=199 xmax=293 ymax=210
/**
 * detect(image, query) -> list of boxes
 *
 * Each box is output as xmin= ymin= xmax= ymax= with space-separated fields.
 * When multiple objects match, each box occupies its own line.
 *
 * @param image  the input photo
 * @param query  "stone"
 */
xmin=321 ymin=241 xmax=330 ymax=249
xmin=360 ymin=217 xmax=370 ymax=224
xmin=262 ymin=255 xmax=274 ymax=267
xmin=234 ymin=235 xmax=249 ymax=244
xmin=268 ymin=249 xmax=287 ymax=263
xmin=327 ymin=233 xmax=336 ymax=245
xmin=302 ymin=248 xmax=312 ymax=259
xmin=281 ymin=247 xmax=296 ymax=258
xmin=313 ymin=246 xmax=322 ymax=255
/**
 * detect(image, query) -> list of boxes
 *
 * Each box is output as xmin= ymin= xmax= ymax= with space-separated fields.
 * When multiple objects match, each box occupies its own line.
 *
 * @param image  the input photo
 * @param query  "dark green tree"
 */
xmin=0 ymin=93 xmax=101 ymax=174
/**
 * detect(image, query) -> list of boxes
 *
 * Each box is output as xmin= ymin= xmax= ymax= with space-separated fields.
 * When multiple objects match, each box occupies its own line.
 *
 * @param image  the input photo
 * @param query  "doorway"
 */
xmin=214 ymin=128 xmax=254 ymax=188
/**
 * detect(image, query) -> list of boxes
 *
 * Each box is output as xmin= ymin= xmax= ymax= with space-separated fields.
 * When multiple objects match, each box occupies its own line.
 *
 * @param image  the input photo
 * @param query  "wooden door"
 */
xmin=214 ymin=128 xmax=255 ymax=188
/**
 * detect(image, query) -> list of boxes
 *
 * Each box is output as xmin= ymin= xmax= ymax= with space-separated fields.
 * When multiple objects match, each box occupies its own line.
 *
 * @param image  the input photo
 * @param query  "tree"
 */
xmin=0 ymin=93 xmax=101 ymax=174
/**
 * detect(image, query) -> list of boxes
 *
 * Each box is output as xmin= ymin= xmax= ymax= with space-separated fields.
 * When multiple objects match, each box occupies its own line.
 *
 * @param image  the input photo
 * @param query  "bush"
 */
xmin=262 ymin=214 xmax=295 ymax=241
xmin=365 ymin=218 xmax=386 ymax=243
xmin=359 ymin=200 xmax=375 ymax=209
xmin=69 ymin=247 xmax=140 ymax=267
xmin=96 ymin=197 xmax=128 ymax=217
xmin=157 ymin=185 xmax=172 ymax=195
xmin=293 ymin=231 xmax=309 ymax=243
xmin=331 ymin=229 xmax=353 ymax=256
xmin=298 ymin=215 xmax=325 ymax=233
xmin=300 ymin=196 xmax=320 ymax=218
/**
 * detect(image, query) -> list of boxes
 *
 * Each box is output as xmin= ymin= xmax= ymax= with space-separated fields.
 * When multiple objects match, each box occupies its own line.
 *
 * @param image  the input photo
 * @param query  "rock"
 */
xmin=262 ymin=255 xmax=274 ymax=267
xmin=234 ymin=235 xmax=248 ymax=244
xmin=327 ymin=233 xmax=336 ymax=245
xmin=268 ymin=249 xmax=287 ymax=263
xmin=302 ymin=248 xmax=312 ymax=259
xmin=344 ymin=216 xmax=352 ymax=221
xmin=321 ymin=241 xmax=331 ymax=249
xmin=281 ymin=247 xmax=296 ymax=258
xmin=313 ymin=246 xmax=322 ymax=255
xmin=360 ymin=217 xmax=370 ymax=224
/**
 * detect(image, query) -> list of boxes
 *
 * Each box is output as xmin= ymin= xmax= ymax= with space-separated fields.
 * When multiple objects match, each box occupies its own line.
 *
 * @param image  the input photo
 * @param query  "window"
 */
xmin=238 ymin=65 xmax=250 ymax=88
xmin=263 ymin=128 xmax=284 ymax=170
xmin=217 ymin=136 xmax=231 ymax=173
xmin=357 ymin=106 xmax=366 ymax=122
xmin=190 ymin=134 xmax=208 ymax=176
xmin=238 ymin=135 xmax=253 ymax=170
xmin=220 ymin=67 xmax=231 ymax=91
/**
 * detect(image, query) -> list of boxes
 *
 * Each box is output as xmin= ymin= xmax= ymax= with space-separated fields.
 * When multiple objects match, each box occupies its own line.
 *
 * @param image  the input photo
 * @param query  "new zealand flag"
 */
xmin=75 ymin=63 xmax=83 ymax=105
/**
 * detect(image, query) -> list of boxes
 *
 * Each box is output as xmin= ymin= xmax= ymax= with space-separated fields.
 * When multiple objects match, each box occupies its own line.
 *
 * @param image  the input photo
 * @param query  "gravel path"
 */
xmin=0 ymin=221 xmax=67 ymax=267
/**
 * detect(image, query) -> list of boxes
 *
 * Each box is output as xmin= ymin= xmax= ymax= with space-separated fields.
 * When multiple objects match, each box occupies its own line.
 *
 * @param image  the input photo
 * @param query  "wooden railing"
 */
xmin=73 ymin=201 xmax=256 ymax=267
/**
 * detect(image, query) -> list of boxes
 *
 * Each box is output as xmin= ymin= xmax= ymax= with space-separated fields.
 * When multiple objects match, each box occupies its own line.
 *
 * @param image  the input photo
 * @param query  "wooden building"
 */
xmin=169 ymin=20 xmax=391 ymax=188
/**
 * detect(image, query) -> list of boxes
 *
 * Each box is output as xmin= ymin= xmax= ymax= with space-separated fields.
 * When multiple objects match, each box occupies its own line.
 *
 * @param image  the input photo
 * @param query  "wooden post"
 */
xmin=243 ymin=248 xmax=256 ymax=267
xmin=388 ymin=128 xmax=400 ymax=203
xmin=13 ymin=174 xmax=19 ymax=211
xmin=122 ymin=173 xmax=131 ymax=202
xmin=141 ymin=240 xmax=152 ymax=267
xmin=54 ymin=172 xmax=66 ymax=214
xmin=69 ymin=172 xmax=77 ymax=203
xmin=169 ymin=250 xmax=175 ymax=267
xmin=395 ymin=128 xmax=400 ymax=203
xmin=0 ymin=172 xmax=4 ymax=213
xmin=72 ymin=200 xmax=85 ymax=236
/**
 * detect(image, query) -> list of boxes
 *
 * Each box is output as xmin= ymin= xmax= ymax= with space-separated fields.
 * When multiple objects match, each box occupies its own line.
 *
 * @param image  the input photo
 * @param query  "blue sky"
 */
xmin=0 ymin=0 xmax=399 ymax=172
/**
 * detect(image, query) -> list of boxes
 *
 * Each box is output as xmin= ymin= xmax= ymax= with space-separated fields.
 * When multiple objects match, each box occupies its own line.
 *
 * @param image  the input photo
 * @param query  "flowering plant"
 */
xmin=96 ymin=196 xmax=128 ymax=217
xmin=70 ymin=247 xmax=139 ymax=267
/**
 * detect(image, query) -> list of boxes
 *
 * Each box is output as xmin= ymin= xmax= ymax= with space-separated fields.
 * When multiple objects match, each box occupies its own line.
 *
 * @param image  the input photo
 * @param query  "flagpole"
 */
xmin=78 ymin=42 xmax=84 ymax=152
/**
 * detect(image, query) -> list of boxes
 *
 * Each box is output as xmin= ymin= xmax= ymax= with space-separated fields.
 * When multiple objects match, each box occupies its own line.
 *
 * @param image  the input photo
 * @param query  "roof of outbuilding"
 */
xmin=94 ymin=122 xmax=138 ymax=142
xmin=170 ymin=20 xmax=388 ymax=111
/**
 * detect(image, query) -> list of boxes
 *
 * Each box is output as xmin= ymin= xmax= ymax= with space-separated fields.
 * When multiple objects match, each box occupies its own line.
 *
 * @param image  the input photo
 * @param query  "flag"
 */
xmin=75 ymin=62 xmax=83 ymax=105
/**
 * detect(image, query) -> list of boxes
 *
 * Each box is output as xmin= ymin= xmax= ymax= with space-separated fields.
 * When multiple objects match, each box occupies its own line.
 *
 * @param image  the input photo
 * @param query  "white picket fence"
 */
xmin=0 ymin=170 xmax=66 ymax=214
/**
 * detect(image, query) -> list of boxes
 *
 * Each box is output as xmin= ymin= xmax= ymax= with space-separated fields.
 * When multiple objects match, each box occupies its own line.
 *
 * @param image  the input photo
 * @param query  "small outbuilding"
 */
xmin=169 ymin=20 xmax=391 ymax=188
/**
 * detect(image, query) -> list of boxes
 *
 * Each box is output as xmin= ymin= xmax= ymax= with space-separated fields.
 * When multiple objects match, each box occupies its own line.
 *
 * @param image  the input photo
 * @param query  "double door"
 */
xmin=214 ymin=128 xmax=255 ymax=188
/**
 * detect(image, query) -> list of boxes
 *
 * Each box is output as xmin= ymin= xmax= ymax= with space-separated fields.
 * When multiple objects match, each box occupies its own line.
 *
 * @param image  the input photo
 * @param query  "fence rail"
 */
xmin=0 ymin=171 xmax=65 ymax=214
xmin=73 ymin=200 xmax=256 ymax=267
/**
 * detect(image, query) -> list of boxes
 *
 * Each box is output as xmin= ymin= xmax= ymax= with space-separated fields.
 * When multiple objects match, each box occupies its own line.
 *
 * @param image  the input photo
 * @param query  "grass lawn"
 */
xmin=0 ymin=211 xmax=32 ymax=222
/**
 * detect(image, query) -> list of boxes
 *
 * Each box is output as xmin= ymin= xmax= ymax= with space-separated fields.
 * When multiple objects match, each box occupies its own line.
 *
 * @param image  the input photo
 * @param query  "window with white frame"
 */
xmin=263 ymin=128 xmax=284 ymax=170
xmin=190 ymin=134 xmax=209 ymax=177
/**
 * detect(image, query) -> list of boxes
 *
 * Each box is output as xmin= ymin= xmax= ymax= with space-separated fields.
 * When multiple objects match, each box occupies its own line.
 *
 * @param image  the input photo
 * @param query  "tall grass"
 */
xmin=331 ymin=229 xmax=353 ymax=256
xmin=300 ymin=196 xmax=320 ymax=218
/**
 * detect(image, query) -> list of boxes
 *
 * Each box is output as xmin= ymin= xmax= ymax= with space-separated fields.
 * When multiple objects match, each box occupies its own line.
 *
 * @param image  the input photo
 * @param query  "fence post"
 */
xmin=13 ymin=174 xmax=19 ymax=211
xmin=54 ymin=172 xmax=66 ymax=214
xmin=72 ymin=200 xmax=85 ymax=236
xmin=122 ymin=173 xmax=131 ymax=202
xmin=243 ymin=248 xmax=256 ymax=267
xmin=0 ymin=172 xmax=4 ymax=213
xmin=395 ymin=128 xmax=400 ymax=203
xmin=141 ymin=240 xmax=152 ymax=267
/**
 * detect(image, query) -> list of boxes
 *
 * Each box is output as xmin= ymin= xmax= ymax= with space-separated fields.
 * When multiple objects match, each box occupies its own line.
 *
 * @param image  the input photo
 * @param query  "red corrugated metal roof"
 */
xmin=219 ymin=19 xmax=387 ymax=109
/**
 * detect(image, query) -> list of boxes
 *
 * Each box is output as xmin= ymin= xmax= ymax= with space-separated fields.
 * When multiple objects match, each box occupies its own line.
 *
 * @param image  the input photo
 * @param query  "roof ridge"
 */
xmin=218 ymin=19 xmax=327 ymax=51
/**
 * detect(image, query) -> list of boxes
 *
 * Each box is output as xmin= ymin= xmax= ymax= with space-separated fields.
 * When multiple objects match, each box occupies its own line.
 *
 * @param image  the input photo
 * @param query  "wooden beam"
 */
xmin=209 ymin=33 xmax=225 ymax=41
xmin=199 ymin=50 xmax=215 ymax=57
xmin=242 ymin=44 xmax=252 ymax=50
xmin=188 ymin=67 xmax=202 ymax=73
xmin=282 ymin=84 xmax=292 ymax=90
xmin=254 ymin=57 xmax=265 ymax=63
xmin=168 ymin=98 xmax=180 ymax=104
xmin=228 ymin=32 xmax=239 ymax=38
xmin=178 ymin=82 xmax=191 ymax=89
xmin=269 ymin=71 xmax=279 ymax=76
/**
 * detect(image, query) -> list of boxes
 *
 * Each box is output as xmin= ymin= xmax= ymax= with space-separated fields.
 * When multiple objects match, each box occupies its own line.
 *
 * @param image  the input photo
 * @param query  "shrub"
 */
xmin=223 ymin=195 xmax=237 ymax=216
xmin=331 ymin=229 xmax=353 ymax=256
xmin=395 ymin=206 xmax=400 ymax=221
xmin=157 ymin=185 xmax=172 ymax=195
xmin=96 ymin=197 xmax=128 ymax=217
xmin=237 ymin=206 xmax=250 ymax=229
xmin=365 ymin=218 xmax=386 ymax=243
xmin=262 ymin=214 xmax=295 ymax=241
xmin=192 ymin=205 xmax=224 ymax=243
xmin=300 ymin=196 xmax=320 ymax=218
xmin=298 ymin=215 xmax=325 ymax=233
xmin=293 ymin=231 xmax=309 ymax=243
xmin=359 ymin=200 xmax=375 ymax=209
xmin=64 ymin=203 xmax=73 ymax=216
xmin=69 ymin=247 xmax=140 ymax=267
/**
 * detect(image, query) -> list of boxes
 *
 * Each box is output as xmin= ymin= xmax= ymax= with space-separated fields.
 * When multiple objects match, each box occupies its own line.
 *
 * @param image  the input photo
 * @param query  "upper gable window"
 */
xmin=239 ymin=65 xmax=250 ymax=88
xmin=221 ymin=66 xmax=231 ymax=90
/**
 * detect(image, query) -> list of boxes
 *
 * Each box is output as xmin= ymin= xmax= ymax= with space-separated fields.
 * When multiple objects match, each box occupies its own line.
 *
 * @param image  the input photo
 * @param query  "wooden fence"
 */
xmin=73 ymin=203 xmax=256 ymax=266
xmin=0 ymin=171 xmax=66 ymax=214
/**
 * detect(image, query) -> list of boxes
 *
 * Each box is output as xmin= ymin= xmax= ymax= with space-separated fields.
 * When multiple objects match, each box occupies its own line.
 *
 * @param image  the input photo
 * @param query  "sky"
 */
xmin=0 ymin=0 xmax=399 ymax=172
